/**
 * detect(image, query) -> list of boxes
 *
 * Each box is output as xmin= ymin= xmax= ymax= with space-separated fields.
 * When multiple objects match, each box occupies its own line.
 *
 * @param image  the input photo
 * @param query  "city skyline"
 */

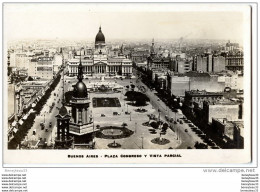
xmin=4 ymin=4 xmax=244 ymax=44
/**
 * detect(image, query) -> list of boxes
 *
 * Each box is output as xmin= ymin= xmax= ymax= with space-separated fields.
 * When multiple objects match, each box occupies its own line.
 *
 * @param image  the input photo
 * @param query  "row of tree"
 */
xmin=8 ymin=74 xmax=61 ymax=149
xmin=125 ymin=91 xmax=150 ymax=106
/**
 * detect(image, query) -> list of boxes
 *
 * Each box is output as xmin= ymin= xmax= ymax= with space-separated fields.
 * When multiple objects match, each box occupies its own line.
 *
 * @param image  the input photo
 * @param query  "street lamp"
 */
xmin=141 ymin=136 xmax=144 ymax=149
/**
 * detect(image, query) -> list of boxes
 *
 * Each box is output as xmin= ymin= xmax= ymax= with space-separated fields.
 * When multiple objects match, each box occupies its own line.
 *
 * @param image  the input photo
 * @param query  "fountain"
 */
xmin=108 ymin=140 xmax=121 ymax=148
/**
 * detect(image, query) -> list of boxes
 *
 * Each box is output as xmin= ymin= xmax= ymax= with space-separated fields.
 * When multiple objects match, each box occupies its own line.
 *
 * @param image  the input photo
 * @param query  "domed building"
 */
xmin=95 ymin=26 xmax=106 ymax=54
xmin=68 ymin=26 xmax=133 ymax=77
xmin=69 ymin=56 xmax=95 ymax=136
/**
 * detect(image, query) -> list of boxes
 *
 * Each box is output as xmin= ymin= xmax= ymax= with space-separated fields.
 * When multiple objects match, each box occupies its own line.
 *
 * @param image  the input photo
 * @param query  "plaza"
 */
xmin=63 ymin=75 xmax=180 ymax=149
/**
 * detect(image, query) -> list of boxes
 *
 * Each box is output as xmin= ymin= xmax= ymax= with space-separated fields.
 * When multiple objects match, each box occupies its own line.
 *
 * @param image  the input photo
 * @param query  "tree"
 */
xmin=65 ymin=91 xmax=74 ymax=104
xmin=162 ymin=123 xmax=168 ymax=132
xmin=125 ymin=91 xmax=150 ymax=106
xmin=150 ymin=121 xmax=159 ymax=129
xmin=130 ymin=84 xmax=135 ymax=90
xmin=28 ymin=76 xmax=34 ymax=81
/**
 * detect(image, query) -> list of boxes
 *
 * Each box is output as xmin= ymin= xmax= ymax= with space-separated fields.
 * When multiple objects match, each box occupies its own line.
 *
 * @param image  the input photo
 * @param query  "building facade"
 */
xmin=68 ymin=27 xmax=133 ymax=77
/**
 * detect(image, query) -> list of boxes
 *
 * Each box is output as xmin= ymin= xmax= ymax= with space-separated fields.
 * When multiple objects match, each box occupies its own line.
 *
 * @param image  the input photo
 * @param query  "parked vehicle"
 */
xmin=101 ymin=114 xmax=105 ymax=117
xmin=113 ymin=112 xmax=120 ymax=115
xmin=185 ymin=129 xmax=188 ymax=132
xmin=33 ymin=129 xmax=36 ymax=135
xmin=49 ymin=122 xmax=52 ymax=128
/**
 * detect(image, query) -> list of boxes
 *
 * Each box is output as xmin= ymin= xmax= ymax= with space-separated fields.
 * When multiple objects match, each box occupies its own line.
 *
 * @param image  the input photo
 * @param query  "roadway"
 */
xmin=133 ymin=68 xmax=205 ymax=149
xmin=24 ymin=72 xmax=65 ymax=147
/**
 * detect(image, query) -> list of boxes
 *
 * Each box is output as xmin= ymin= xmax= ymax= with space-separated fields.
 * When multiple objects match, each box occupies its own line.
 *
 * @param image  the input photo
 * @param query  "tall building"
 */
xmin=68 ymin=26 xmax=133 ymax=77
xmin=69 ymin=56 xmax=95 ymax=136
xmin=193 ymin=54 xmax=225 ymax=73
xmin=36 ymin=57 xmax=54 ymax=79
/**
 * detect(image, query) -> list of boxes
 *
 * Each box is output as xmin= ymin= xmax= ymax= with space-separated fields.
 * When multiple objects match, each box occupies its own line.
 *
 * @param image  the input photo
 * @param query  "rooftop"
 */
xmin=186 ymin=90 xmax=223 ymax=96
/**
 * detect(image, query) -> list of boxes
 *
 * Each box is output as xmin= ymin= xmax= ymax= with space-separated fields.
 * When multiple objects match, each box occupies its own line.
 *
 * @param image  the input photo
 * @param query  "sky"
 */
xmin=4 ymin=3 xmax=248 ymax=44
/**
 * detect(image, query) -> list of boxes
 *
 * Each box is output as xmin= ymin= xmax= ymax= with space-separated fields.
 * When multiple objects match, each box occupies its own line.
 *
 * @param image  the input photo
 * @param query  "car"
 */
xmin=113 ymin=112 xmax=120 ymax=115
xmin=174 ymin=121 xmax=177 ymax=124
xmin=185 ymin=129 xmax=188 ymax=132
xmin=180 ymin=120 xmax=183 ymax=124
xmin=33 ymin=129 xmax=36 ymax=135
xmin=45 ymin=128 xmax=48 ymax=132
xmin=101 ymin=114 xmax=105 ymax=117
xmin=169 ymin=118 xmax=173 ymax=123
xmin=49 ymin=122 xmax=52 ymax=128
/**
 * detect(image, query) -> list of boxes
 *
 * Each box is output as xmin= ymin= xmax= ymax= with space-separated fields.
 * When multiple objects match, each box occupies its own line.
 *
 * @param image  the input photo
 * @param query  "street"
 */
xmin=24 ymin=72 xmax=64 ymax=147
xmin=133 ymin=69 xmax=205 ymax=149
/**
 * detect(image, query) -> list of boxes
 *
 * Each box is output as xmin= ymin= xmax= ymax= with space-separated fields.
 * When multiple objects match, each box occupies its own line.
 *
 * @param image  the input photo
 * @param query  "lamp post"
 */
xmin=141 ymin=136 xmax=144 ymax=149
xmin=130 ymin=112 xmax=132 ymax=121
xmin=135 ymin=122 xmax=137 ymax=133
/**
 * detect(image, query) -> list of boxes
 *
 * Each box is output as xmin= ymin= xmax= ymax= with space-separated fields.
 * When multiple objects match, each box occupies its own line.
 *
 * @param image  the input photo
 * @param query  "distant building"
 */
xmin=147 ymin=39 xmax=172 ymax=70
xmin=176 ymin=59 xmax=191 ymax=73
xmin=193 ymin=54 xmax=225 ymax=73
xmin=212 ymin=55 xmax=225 ymax=72
xmin=212 ymin=118 xmax=244 ymax=148
xmin=168 ymin=72 xmax=225 ymax=97
xmin=184 ymin=90 xmax=224 ymax=109
xmin=217 ymin=71 xmax=244 ymax=90
xmin=27 ymin=58 xmax=38 ymax=77
xmin=67 ymin=26 xmax=133 ymax=77
xmin=225 ymin=52 xmax=244 ymax=72
xmin=36 ymin=57 xmax=54 ymax=79
xmin=131 ymin=50 xmax=150 ymax=64
xmin=225 ymin=40 xmax=240 ymax=52
xmin=203 ymin=99 xmax=240 ymax=124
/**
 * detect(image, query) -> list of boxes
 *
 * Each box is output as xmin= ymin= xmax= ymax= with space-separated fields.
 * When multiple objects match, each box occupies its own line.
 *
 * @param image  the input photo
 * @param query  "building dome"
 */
xmin=95 ymin=26 xmax=105 ymax=44
xmin=59 ymin=105 xmax=68 ymax=116
xmin=73 ymin=81 xmax=88 ymax=98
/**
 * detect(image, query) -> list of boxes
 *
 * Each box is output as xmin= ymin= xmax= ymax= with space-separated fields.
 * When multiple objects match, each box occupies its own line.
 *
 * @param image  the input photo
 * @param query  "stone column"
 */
xmin=57 ymin=119 xmax=60 ymax=140
xmin=66 ymin=120 xmax=69 ymax=139
xmin=76 ymin=108 xmax=78 ymax=124
xmin=61 ymin=122 xmax=65 ymax=141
